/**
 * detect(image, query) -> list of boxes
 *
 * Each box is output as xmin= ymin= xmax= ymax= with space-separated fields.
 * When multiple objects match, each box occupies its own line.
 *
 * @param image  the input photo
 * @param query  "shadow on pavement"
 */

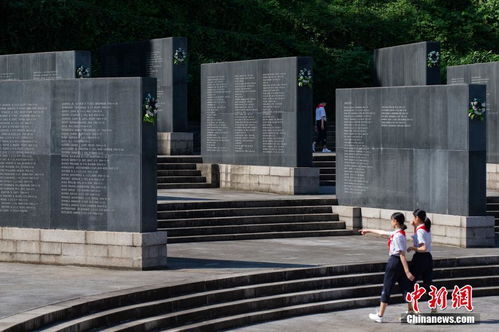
xmin=157 ymin=196 xmax=216 ymax=201
xmin=166 ymin=257 xmax=316 ymax=270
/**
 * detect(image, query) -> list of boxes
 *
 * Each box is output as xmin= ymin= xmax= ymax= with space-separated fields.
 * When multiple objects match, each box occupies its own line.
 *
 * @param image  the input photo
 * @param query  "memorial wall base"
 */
xmin=219 ymin=164 xmax=319 ymax=195
xmin=336 ymin=206 xmax=494 ymax=248
xmin=0 ymin=227 xmax=167 ymax=270
xmin=487 ymin=163 xmax=499 ymax=190
xmin=158 ymin=132 xmax=193 ymax=155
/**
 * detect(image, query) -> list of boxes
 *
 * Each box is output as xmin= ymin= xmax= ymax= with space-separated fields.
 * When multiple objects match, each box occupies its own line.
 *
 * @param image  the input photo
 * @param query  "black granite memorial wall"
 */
xmin=0 ymin=77 xmax=157 ymax=232
xmin=0 ymin=51 xmax=91 ymax=80
xmin=201 ymin=56 xmax=313 ymax=167
xmin=336 ymin=84 xmax=486 ymax=216
xmin=374 ymin=41 xmax=441 ymax=87
xmin=100 ymin=37 xmax=187 ymax=132
xmin=448 ymin=62 xmax=499 ymax=164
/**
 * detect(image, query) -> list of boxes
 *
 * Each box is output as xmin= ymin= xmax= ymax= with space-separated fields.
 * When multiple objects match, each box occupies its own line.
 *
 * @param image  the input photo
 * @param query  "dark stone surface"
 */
xmin=447 ymin=62 xmax=499 ymax=163
xmin=336 ymin=84 xmax=486 ymax=216
xmin=0 ymin=51 xmax=91 ymax=80
xmin=201 ymin=56 xmax=313 ymax=167
xmin=100 ymin=37 xmax=187 ymax=132
xmin=374 ymin=41 xmax=440 ymax=87
xmin=0 ymin=77 xmax=157 ymax=232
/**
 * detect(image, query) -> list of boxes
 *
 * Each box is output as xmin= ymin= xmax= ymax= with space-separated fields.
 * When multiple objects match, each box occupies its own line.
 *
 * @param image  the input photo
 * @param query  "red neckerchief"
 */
xmin=387 ymin=229 xmax=406 ymax=250
xmin=417 ymin=225 xmax=429 ymax=232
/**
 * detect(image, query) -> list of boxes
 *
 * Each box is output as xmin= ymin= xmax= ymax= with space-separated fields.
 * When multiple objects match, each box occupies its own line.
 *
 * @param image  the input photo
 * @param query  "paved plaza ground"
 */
xmin=1 ymin=234 xmax=498 ymax=321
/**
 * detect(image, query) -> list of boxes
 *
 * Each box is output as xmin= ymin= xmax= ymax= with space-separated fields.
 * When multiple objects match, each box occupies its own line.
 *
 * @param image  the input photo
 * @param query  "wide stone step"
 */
xmin=99 ymin=276 xmax=499 ymax=331
xmin=157 ymin=163 xmax=197 ymax=170
xmin=313 ymin=161 xmax=336 ymax=168
xmin=320 ymin=181 xmax=336 ymax=187
xmin=166 ymin=286 xmax=499 ymax=332
xmin=167 ymin=230 xmax=356 ymax=243
xmin=157 ymin=206 xmax=333 ymax=219
xmin=157 ymin=176 xmax=207 ymax=184
xmin=6 ymin=257 xmax=499 ymax=331
xmin=164 ymin=221 xmax=347 ymax=237
xmin=157 ymin=199 xmax=338 ymax=211
xmin=157 ymin=155 xmax=202 ymax=163
xmin=157 ymin=170 xmax=202 ymax=176
xmin=487 ymin=196 xmax=499 ymax=203
xmin=312 ymin=153 xmax=336 ymax=161
xmin=320 ymin=174 xmax=336 ymax=181
xmin=166 ymin=296 xmax=383 ymax=332
xmin=486 ymin=210 xmax=499 ymax=218
xmin=157 ymin=183 xmax=213 ymax=189
xmin=158 ymin=213 xmax=339 ymax=228
xmin=319 ymin=168 xmax=335 ymax=174
xmin=44 ymin=273 xmax=392 ymax=332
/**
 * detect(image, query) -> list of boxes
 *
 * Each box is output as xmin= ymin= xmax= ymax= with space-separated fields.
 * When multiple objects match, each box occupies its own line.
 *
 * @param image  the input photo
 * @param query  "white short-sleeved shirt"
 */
xmin=389 ymin=230 xmax=407 ymax=256
xmin=316 ymin=106 xmax=326 ymax=121
xmin=412 ymin=227 xmax=432 ymax=253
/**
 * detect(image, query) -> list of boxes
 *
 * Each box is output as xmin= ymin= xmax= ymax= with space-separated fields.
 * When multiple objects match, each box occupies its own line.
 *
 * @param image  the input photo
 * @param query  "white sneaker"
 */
xmin=369 ymin=312 xmax=383 ymax=323
xmin=322 ymin=148 xmax=332 ymax=153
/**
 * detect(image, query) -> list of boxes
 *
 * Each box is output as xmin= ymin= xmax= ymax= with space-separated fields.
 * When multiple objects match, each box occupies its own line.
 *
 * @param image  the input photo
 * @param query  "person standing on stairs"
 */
xmin=359 ymin=212 xmax=415 ymax=323
xmin=408 ymin=209 xmax=435 ymax=313
xmin=314 ymin=102 xmax=331 ymax=153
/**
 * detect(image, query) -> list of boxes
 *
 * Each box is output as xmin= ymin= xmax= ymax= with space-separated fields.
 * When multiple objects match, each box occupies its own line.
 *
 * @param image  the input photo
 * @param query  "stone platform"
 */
xmin=158 ymin=187 xmax=499 ymax=202
xmin=157 ymin=188 xmax=336 ymax=203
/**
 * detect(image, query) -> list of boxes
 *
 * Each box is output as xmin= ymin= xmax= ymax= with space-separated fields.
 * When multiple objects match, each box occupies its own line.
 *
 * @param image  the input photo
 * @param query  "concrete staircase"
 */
xmin=157 ymin=198 xmax=351 ymax=243
xmin=157 ymin=155 xmax=212 ymax=189
xmin=159 ymin=154 xmax=336 ymax=190
xmin=313 ymin=153 xmax=336 ymax=187
xmin=326 ymin=120 xmax=335 ymax=150
xmin=486 ymin=196 xmax=499 ymax=232
xmin=6 ymin=256 xmax=499 ymax=331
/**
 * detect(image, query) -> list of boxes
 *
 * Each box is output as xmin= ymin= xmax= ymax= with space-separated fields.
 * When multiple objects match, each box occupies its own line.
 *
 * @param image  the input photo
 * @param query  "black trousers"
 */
xmin=316 ymin=120 xmax=327 ymax=146
xmin=381 ymin=255 xmax=411 ymax=303
xmin=410 ymin=252 xmax=433 ymax=292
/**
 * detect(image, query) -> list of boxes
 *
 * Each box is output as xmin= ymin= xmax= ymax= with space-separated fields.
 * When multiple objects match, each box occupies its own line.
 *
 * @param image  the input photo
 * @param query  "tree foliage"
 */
xmin=1 ymin=0 xmax=498 ymax=120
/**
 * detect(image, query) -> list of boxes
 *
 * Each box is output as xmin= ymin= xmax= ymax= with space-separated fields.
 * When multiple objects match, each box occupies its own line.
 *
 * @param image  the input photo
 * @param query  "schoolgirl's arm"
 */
xmin=408 ymin=230 xmax=428 ymax=252
xmin=399 ymin=251 xmax=415 ymax=281
xmin=358 ymin=229 xmax=390 ymax=237
xmin=408 ymin=244 xmax=427 ymax=253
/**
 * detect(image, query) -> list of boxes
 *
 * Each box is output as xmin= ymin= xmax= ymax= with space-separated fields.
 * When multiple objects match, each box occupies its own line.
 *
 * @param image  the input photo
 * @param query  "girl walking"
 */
xmin=359 ymin=212 xmax=415 ymax=323
xmin=408 ymin=209 xmax=433 ymax=305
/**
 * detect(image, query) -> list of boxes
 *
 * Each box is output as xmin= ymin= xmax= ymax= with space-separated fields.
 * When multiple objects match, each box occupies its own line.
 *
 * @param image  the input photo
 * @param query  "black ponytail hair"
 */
xmin=391 ymin=212 xmax=407 ymax=230
xmin=413 ymin=209 xmax=431 ymax=232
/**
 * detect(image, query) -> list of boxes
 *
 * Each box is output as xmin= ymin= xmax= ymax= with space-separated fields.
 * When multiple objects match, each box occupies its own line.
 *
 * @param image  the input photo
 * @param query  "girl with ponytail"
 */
xmin=359 ymin=212 xmax=415 ymax=323
xmin=408 ymin=209 xmax=434 ymax=309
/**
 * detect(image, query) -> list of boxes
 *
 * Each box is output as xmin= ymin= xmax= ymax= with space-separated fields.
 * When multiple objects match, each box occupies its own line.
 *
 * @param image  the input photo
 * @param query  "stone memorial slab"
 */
xmin=0 ymin=77 xmax=157 ymax=232
xmin=448 ymin=62 xmax=499 ymax=163
xmin=0 ymin=51 xmax=91 ymax=80
xmin=374 ymin=41 xmax=440 ymax=86
xmin=336 ymin=84 xmax=486 ymax=216
xmin=201 ymin=56 xmax=313 ymax=167
xmin=100 ymin=37 xmax=187 ymax=132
